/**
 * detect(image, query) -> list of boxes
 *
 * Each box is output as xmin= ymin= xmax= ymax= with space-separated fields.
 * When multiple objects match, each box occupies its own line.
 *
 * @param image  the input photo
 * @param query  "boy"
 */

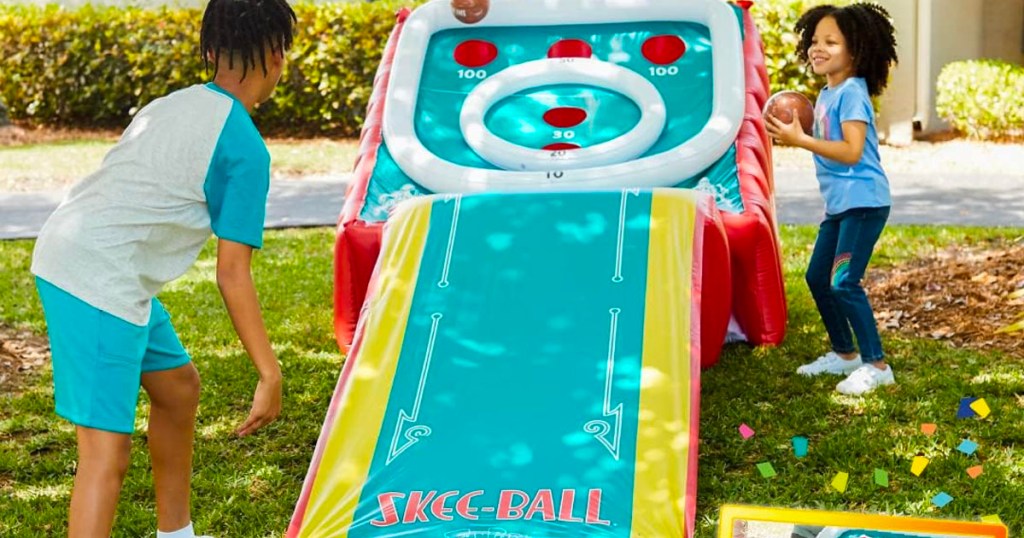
xmin=30 ymin=0 xmax=297 ymax=536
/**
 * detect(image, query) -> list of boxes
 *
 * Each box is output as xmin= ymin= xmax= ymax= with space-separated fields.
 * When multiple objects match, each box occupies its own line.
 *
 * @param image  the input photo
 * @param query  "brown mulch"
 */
xmin=0 ymin=125 xmax=29 ymax=146
xmin=868 ymin=239 xmax=1024 ymax=357
xmin=0 ymin=123 xmax=119 ymax=147
xmin=0 ymin=326 xmax=51 ymax=393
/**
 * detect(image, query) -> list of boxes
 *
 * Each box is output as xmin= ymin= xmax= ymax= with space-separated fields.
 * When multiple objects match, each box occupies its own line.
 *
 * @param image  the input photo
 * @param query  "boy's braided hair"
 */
xmin=795 ymin=3 xmax=898 ymax=97
xmin=200 ymin=0 xmax=297 ymax=80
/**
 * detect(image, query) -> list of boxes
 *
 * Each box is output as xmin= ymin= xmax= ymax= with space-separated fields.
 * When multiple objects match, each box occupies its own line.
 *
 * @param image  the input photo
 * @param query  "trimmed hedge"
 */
xmin=0 ymin=4 xmax=201 ymax=127
xmin=0 ymin=0 xmax=839 ymax=136
xmin=0 ymin=1 xmax=414 ymax=136
xmin=936 ymin=59 xmax=1024 ymax=140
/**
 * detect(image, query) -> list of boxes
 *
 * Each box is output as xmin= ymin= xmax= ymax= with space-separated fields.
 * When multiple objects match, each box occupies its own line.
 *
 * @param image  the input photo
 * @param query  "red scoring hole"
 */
xmin=547 ymin=39 xmax=593 ymax=59
xmin=543 ymin=142 xmax=582 ymax=151
xmin=642 ymin=35 xmax=686 ymax=65
xmin=543 ymin=107 xmax=588 ymax=128
xmin=454 ymin=39 xmax=499 ymax=68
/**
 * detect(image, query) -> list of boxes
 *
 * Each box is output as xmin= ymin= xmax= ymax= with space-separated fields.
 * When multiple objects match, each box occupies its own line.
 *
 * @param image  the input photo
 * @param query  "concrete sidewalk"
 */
xmin=0 ymin=176 xmax=349 ymax=240
xmin=773 ymin=168 xmax=1024 ymax=226
xmin=1 ymin=169 xmax=1022 ymax=240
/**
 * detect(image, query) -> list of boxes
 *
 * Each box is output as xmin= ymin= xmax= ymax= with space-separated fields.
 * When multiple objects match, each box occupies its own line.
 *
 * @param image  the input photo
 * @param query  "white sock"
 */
xmin=157 ymin=522 xmax=194 ymax=538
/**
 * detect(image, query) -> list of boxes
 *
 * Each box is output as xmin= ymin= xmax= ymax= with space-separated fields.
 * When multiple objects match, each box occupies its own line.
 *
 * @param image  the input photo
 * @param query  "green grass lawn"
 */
xmin=1 ymin=225 xmax=1022 ymax=537
xmin=0 ymin=138 xmax=360 ymax=192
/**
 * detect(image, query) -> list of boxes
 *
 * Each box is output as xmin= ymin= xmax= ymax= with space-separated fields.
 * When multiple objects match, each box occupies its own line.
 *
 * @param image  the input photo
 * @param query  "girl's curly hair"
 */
xmin=796 ymin=3 xmax=898 ymax=96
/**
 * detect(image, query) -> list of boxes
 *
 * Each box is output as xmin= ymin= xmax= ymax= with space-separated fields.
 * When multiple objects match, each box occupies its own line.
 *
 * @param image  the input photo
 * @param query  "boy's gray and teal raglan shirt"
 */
xmin=31 ymin=83 xmax=270 ymax=326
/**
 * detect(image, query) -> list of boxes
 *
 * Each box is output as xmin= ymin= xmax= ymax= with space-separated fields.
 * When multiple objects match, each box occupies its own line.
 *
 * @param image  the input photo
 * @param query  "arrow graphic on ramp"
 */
xmin=387 ymin=312 xmax=443 ymax=465
xmin=584 ymin=307 xmax=624 ymax=460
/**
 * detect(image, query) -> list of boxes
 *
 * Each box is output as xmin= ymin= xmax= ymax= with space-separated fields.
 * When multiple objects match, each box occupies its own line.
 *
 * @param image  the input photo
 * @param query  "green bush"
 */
xmin=0 ymin=1 xmax=414 ymax=136
xmin=936 ymin=59 xmax=1024 ymax=140
xmin=0 ymin=0 xmax=855 ymax=136
xmin=0 ymin=4 xmax=202 ymax=128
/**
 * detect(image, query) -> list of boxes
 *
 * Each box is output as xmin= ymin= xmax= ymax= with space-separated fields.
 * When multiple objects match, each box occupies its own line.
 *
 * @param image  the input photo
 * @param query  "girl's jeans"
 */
xmin=805 ymin=206 xmax=890 ymax=362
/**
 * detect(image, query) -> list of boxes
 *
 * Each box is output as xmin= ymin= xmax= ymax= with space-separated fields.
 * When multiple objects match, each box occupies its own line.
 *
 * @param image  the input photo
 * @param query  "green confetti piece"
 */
xmin=757 ymin=462 xmax=777 ymax=478
xmin=874 ymin=468 xmax=889 ymax=487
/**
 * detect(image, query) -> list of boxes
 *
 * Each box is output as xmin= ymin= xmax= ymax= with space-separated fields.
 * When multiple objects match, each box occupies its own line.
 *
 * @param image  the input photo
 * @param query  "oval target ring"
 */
xmin=460 ymin=58 xmax=666 ymax=171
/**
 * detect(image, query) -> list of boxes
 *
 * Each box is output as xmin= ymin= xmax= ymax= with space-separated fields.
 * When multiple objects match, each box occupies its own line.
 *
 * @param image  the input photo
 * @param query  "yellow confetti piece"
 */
xmin=981 ymin=515 xmax=1003 ymax=525
xmin=970 ymin=398 xmax=991 ymax=418
xmin=996 ymin=318 xmax=1024 ymax=334
xmin=831 ymin=471 xmax=849 ymax=493
xmin=911 ymin=456 xmax=929 ymax=476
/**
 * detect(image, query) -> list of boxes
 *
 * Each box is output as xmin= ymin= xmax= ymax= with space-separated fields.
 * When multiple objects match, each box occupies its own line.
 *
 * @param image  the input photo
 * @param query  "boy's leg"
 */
xmin=69 ymin=427 xmax=132 ymax=538
xmin=805 ymin=215 xmax=856 ymax=355
xmin=35 ymin=277 xmax=147 ymax=536
xmin=831 ymin=207 xmax=890 ymax=363
xmin=142 ymin=364 xmax=201 ymax=532
xmin=141 ymin=299 xmax=200 ymax=533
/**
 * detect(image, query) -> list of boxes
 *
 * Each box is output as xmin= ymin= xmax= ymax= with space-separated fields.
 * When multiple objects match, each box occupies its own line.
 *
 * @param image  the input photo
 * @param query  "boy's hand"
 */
xmin=215 ymin=238 xmax=284 ymax=437
xmin=236 ymin=373 xmax=282 ymax=437
xmin=765 ymin=108 xmax=808 ymax=147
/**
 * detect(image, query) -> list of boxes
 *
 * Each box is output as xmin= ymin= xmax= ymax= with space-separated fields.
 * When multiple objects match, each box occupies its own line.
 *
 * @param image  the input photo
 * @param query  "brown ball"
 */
xmin=451 ymin=0 xmax=489 ymax=24
xmin=763 ymin=90 xmax=814 ymax=136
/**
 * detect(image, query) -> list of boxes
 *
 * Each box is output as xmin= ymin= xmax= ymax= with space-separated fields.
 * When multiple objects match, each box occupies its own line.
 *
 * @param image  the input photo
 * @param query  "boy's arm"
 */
xmin=216 ymin=238 xmax=282 ymax=437
xmin=766 ymin=112 xmax=868 ymax=165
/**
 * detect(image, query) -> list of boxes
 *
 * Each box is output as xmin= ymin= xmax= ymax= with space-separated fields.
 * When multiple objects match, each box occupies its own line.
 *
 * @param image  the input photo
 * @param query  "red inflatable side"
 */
xmin=333 ymin=9 xmax=409 ymax=351
xmin=699 ymin=203 xmax=732 ymax=368
xmin=722 ymin=4 xmax=788 ymax=346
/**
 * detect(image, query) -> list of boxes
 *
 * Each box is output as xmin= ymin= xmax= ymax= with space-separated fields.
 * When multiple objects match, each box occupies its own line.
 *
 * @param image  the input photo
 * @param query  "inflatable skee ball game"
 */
xmin=290 ymin=0 xmax=787 ymax=536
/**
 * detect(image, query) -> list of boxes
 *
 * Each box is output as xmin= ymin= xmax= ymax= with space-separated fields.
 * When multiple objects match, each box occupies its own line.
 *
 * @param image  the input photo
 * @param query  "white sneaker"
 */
xmin=796 ymin=351 xmax=862 ymax=377
xmin=836 ymin=364 xmax=895 ymax=395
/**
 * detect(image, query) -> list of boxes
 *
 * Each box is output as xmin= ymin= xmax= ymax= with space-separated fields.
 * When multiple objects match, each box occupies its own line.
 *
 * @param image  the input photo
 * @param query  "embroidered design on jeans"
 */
xmin=831 ymin=253 xmax=852 ymax=288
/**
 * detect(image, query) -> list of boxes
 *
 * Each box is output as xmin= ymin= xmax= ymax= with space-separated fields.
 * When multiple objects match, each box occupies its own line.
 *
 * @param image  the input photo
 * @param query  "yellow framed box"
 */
xmin=718 ymin=504 xmax=1008 ymax=538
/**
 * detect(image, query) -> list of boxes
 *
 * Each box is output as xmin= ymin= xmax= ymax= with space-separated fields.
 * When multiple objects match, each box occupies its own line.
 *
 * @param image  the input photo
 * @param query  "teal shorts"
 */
xmin=35 ymin=277 xmax=192 ymax=434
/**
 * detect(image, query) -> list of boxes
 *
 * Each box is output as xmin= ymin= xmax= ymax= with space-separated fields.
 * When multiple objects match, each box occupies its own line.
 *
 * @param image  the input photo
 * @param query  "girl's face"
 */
xmin=808 ymin=16 xmax=855 ymax=82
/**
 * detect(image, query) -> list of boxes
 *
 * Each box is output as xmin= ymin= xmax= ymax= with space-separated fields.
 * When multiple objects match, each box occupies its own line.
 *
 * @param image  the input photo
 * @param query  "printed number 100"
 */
xmin=458 ymin=69 xmax=487 ymax=79
xmin=649 ymin=66 xmax=679 ymax=77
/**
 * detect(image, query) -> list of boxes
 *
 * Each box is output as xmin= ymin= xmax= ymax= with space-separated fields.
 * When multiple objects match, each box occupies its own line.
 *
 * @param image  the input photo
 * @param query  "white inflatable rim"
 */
xmin=459 ymin=57 xmax=667 ymax=171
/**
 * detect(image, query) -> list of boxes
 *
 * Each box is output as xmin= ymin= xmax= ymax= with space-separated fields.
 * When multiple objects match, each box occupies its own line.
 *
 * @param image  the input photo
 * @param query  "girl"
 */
xmin=766 ymin=3 xmax=898 ymax=395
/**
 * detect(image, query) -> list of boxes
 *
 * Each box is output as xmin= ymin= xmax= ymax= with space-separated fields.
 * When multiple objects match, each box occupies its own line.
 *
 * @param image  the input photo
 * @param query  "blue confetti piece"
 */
xmin=792 ymin=436 xmax=809 ymax=458
xmin=932 ymin=492 xmax=954 ymax=508
xmin=958 ymin=397 xmax=978 ymax=419
xmin=957 ymin=439 xmax=979 ymax=455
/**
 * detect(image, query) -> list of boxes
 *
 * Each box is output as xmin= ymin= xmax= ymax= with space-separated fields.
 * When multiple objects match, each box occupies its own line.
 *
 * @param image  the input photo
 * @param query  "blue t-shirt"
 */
xmin=812 ymin=77 xmax=891 ymax=215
